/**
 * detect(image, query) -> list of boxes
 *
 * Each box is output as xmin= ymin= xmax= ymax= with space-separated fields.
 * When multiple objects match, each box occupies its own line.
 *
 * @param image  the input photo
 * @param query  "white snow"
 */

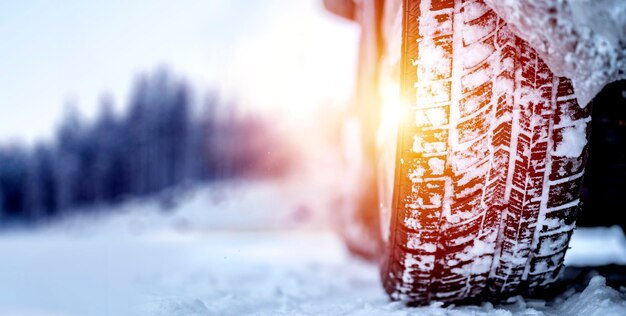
xmin=463 ymin=42 xmax=496 ymax=69
xmin=463 ymin=1 xmax=491 ymax=22
xmin=565 ymin=226 xmax=626 ymax=266
xmin=0 ymin=182 xmax=625 ymax=315
xmin=416 ymin=110 xmax=431 ymax=126
xmin=404 ymin=216 xmax=423 ymax=231
xmin=463 ymin=17 xmax=495 ymax=45
xmin=415 ymin=42 xmax=451 ymax=82
xmin=484 ymin=0 xmax=626 ymax=107
xmin=461 ymin=63 xmax=492 ymax=92
xmin=429 ymin=157 xmax=446 ymax=175
xmin=0 ymin=195 xmax=626 ymax=316
xmin=415 ymin=81 xmax=452 ymax=105
xmin=556 ymin=275 xmax=626 ymax=315
xmin=412 ymin=135 xmax=446 ymax=154
xmin=429 ymin=193 xmax=443 ymax=206
xmin=553 ymin=119 xmax=588 ymax=158
xmin=426 ymin=107 xmax=449 ymax=127
xmin=458 ymin=234 xmax=497 ymax=262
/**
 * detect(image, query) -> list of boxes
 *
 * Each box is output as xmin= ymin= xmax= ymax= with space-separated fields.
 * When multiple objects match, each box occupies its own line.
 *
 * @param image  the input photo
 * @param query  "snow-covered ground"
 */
xmin=1 ymin=180 xmax=626 ymax=316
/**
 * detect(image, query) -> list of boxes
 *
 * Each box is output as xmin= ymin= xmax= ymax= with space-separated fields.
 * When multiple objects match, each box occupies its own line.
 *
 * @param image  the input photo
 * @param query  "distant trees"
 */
xmin=0 ymin=148 xmax=27 ymax=219
xmin=0 ymin=69 xmax=290 ymax=223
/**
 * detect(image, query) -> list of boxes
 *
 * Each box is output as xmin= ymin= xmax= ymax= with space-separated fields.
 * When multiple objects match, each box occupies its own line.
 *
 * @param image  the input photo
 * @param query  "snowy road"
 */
xmin=3 ymin=230 xmax=383 ymax=316
xmin=1 ymin=228 xmax=626 ymax=316
xmin=1 ymin=181 xmax=626 ymax=316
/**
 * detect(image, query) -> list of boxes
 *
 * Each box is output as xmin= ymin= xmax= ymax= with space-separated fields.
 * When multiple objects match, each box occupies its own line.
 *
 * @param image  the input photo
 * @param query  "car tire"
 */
xmin=380 ymin=0 xmax=591 ymax=304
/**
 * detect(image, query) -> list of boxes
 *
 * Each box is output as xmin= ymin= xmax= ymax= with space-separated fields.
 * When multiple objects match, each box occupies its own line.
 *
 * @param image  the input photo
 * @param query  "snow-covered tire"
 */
xmin=380 ymin=0 xmax=591 ymax=304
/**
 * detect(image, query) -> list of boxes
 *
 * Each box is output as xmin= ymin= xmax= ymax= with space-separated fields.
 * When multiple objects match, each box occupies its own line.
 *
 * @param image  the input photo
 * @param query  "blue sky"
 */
xmin=0 ymin=0 xmax=358 ymax=144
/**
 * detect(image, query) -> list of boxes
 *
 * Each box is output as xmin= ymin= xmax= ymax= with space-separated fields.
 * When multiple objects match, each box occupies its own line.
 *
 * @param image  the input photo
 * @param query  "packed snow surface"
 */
xmin=484 ymin=0 xmax=626 ymax=107
xmin=1 ymin=180 xmax=626 ymax=316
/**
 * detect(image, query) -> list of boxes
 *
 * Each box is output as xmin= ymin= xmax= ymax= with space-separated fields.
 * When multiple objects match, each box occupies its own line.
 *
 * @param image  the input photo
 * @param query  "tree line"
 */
xmin=0 ymin=69 xmax=290 ymax=223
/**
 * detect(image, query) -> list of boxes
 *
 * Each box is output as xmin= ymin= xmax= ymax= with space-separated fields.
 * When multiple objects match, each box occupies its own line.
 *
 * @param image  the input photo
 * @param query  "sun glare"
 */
xmin=377 ymin=79 xmax=403 ymax=145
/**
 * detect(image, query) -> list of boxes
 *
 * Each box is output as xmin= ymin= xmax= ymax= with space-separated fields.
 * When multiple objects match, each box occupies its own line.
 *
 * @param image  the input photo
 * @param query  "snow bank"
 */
xmin=565 ymin=226 xmax=626 ymax=266
xmin=484 ymin=0 xmax=626 ymax=107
